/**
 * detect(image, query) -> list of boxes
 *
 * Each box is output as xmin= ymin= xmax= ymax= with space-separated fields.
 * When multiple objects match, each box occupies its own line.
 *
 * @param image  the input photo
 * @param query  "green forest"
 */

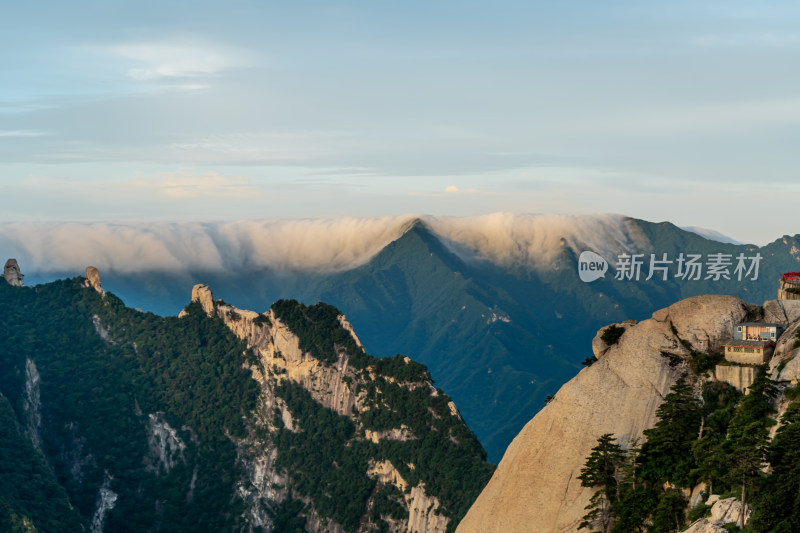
xmin=0 ymin=277 xmax=261 ymax=531
xmin=0 ymin=278 xmax=493 ymax=532
xmin=578 ymin=363 xmax=800 ymax=533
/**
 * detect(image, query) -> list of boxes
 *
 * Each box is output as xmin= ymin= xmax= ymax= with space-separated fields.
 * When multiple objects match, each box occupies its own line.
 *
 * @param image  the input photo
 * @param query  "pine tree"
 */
xmin=690 ymin=426 xmax=726 ymax=495
xmin=579 ymin=489 xmax=613 ymax=533
xmin=579 ymin=434 xmax=626 ymax=501
xmin=724 ymin=365 xmax=777 ymax=529
xmin=748 ymin=402 xmax=800 ymax=531
xmin=579 ymin=434 xmax=626 ymax=532
xmin=640 ymin=378 xmax=702 ymax=487
xmin=647 ymin=489 xmax=686 ymax=533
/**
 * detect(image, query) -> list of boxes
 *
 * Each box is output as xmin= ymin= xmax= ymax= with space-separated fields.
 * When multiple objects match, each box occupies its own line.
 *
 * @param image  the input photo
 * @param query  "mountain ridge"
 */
xmin=4 ymin=217 xmax=799 ymax=461
xmin=0 ymin=271 xmax=493 ymax=532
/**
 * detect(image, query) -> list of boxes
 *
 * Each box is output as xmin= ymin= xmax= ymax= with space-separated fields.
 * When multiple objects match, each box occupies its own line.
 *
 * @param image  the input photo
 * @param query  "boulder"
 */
xmin=651 ymin=295 xmax=750 ymax=353
xmin=3 ymin=258 xmax=24 ymax=287
xmin=709 ymin=497 xmax=751 ymax=526
xmin=763 ymin=299 xmax=800 ymax=325
xmin=457 ymin=295 xmax=751 ymax=533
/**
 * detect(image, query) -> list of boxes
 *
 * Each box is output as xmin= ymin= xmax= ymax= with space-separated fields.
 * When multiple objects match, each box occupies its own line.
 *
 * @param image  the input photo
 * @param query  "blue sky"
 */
xmin=1 ymin=1 xmax=799 ymax=244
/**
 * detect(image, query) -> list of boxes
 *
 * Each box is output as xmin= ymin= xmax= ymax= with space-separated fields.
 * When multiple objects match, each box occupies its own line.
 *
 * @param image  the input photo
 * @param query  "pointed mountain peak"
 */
xmin=399 ymin=216 xmax=428 ymax=235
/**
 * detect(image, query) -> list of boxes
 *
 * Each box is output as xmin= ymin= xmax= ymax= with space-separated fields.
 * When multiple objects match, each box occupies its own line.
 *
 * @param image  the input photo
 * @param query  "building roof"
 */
xmin=723 ymin=339 xmax=775 ymax=348
xmin=735 ymin=322 xmax=781 ymax=328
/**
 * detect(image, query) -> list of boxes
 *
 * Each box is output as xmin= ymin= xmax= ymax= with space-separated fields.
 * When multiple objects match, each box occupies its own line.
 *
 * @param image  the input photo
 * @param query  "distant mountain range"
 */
xmin=4 ymin=214 xmax=799 ymax=460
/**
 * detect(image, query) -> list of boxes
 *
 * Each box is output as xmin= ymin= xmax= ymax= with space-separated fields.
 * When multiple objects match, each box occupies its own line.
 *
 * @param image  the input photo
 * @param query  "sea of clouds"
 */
xmin=0 ymin=213 xmax=639 ymax=276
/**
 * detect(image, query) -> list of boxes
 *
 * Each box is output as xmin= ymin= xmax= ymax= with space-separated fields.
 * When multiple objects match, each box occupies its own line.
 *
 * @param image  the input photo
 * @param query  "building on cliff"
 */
xmin=722 ymin=322 xmax=782 ymax=365
xmin=778 ymin=272 xmax=800 ymax=301
xmin=734 ymin=322 xmax=782 ymax=341
xmin=722 ymin=339 xmax=775 ymax=365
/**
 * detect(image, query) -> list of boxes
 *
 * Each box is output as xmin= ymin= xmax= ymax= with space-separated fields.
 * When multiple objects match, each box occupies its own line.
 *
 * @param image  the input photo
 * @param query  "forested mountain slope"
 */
xmin=0 ymin=271 xmax=492 ymax=532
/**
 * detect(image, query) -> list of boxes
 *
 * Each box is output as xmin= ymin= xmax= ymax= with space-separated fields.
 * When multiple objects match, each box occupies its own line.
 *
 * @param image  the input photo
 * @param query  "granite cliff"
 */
xmin=458 ymin=294 xmax=800 ymax=533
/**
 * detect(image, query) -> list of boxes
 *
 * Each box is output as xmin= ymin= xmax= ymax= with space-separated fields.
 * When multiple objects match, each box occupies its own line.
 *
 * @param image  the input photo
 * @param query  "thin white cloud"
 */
xmin=131 ymin=171 xmax=254 ymax=199
xmin=167 ymin=131 xmax=354 ymax=163
xmin=443 ymin=185 xmax=478 ymax=194
xmin=105 ymin=39 xmax=253 ymax=81
xmin=0 ymin=130 xmax=50 ymax=137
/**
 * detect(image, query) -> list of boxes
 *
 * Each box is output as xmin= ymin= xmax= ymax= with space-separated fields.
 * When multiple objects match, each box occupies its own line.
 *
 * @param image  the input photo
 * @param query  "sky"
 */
xmin=1 ymin=1 xmax=799 ymax=245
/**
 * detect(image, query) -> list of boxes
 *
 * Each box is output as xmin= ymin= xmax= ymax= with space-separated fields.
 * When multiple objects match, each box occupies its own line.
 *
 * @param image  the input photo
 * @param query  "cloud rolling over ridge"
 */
xmin=0 ymin=213 xmax=709 ymax=277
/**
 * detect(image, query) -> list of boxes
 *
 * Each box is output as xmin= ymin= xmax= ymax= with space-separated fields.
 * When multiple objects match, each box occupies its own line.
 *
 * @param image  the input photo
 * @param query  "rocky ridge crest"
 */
xmin=185 ymin=284 xmax=454 ymax=533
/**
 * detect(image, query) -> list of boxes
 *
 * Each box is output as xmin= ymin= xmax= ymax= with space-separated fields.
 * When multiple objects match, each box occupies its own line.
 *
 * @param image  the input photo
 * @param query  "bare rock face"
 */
xmin=190 ymin=284 xmax=215 ymax=316
xmin=457 ymin=295 xmax=750 ymax=533
xmin=774 ymin=349 xmax=800 ymax=383
xmin=85 ymin=266 xmax=105 ymax=296
xmin=3 ymin=258 xmax=24 ymax=287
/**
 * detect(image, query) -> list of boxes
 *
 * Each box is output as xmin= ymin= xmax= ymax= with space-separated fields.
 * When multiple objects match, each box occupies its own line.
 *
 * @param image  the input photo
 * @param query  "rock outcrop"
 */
xmin=591 ymin=320 xmax=637 ymax=359
xmin=192 ymin=284 xmax=215 ymax=316
xmin=4 ymin=258 xmax=24 ymax=286
xmin=85 ymin=266 xmax=105 ymax=296
xmin=773 ymin=349 xmax=800 ymax=383
xmin=457 ymin=295 xmax=750 ymax=533
xmin=706 ymin=495 xmax=751 ymax=526
xmin=763 ymin=299 xmax=800 ymax=326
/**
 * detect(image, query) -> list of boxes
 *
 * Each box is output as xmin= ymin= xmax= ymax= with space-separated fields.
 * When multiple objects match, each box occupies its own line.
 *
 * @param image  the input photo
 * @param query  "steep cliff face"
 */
xmin=186 ymin=284 xmax=490 ymax=533
xmin=457 ymin=295 xmax=752 ymax=533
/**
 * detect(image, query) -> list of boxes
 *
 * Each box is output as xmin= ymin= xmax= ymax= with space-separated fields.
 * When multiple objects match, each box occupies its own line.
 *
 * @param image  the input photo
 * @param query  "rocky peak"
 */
xmin=458 ymin=294 xmax=751 ymax=533
xmin=84 ymin=266 xmax=105 ymax=296
xmin=190 ymin=284 xmax=215 ymax=316
xmin=4 ymin=258 xmax=24 ymax=287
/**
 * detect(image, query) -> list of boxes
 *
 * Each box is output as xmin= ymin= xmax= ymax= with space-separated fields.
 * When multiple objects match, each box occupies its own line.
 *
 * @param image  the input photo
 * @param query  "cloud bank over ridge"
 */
xmin=0 ymin=213 xmax=730 ymax=277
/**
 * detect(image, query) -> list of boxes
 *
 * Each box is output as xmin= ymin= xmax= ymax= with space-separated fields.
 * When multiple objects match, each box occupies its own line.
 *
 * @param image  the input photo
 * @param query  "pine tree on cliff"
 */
xmin=578 ymin=433 xmax=625 ymax=533
xmin=724 ymin=365 xmax=777 ymax=530
xmin=639 ymin=378 xmax=702 ymax=487
xmin=748 ymin=402 xmax=800 ymax=531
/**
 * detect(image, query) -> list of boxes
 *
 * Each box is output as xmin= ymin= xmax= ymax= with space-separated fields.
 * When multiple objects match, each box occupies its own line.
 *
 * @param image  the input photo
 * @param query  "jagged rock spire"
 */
xmin=85 ymin=266 xmax=105 ymax=296
xmin=3 ymin=258 xmax=24 ymax=287
xmin=191 ymin=284 xmax=215 ymax=315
